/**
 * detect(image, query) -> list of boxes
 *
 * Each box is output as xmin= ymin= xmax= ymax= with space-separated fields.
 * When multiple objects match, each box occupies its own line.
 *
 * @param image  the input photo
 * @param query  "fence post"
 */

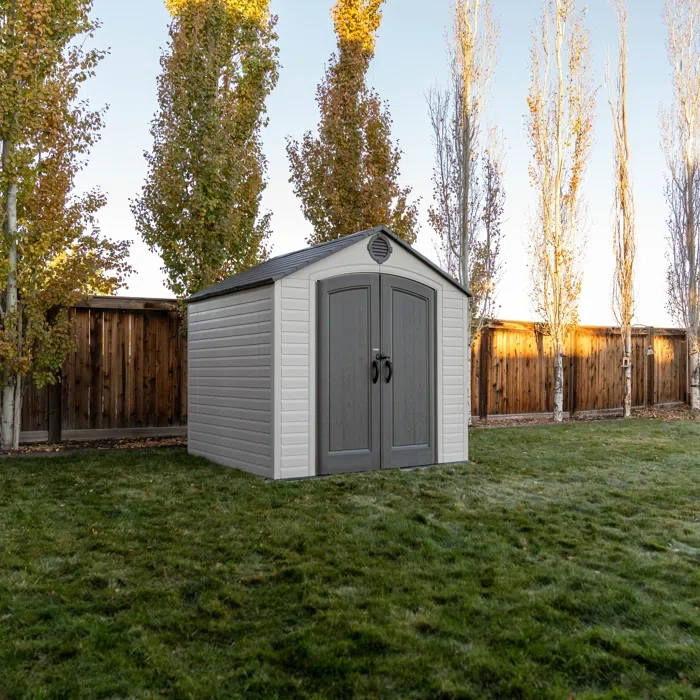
xmin=47 ymin=305 xmax=63 ymax=443
xmin=48 ymin=380 xmax=62 ymax=443
xmin=646 ymin=327 xmax=656 ymax=407
xmin=478 ymin=326 xmax=491 ymax=421
xmin=687 ymin=332 xmax=691 ymax=405
xmin=568 ymin=329 xmax=577 ymax=417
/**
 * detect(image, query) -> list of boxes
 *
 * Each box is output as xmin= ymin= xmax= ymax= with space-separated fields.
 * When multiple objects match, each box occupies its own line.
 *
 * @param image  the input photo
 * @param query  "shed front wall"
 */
xmin=188 ymin=286 xmax=274 ymax=478
xmin=274 ymin=240 xmax=470 ymax=480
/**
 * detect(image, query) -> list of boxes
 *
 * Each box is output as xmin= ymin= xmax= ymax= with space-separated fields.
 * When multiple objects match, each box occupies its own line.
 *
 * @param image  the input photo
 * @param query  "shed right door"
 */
xmin=381 ymin=275 xmax=436 ymax=469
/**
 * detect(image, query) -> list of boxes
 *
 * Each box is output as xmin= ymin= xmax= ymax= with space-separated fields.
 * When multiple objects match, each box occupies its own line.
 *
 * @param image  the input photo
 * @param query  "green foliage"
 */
xmin=1 ymin=419 xmax=700 ymax=697
xmin=287 ymin=0 xmax=419 ymax=246
xmin=132 ymin=0 xmax=279 ymax=300
xmin=0 ymin=0 xmax=132 ymax=391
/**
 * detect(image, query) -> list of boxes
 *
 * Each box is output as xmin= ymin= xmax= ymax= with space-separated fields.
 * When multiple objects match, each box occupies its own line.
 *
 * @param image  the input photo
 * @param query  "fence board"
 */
xmin=655 ymin=332 xmax=687 ymax=404
xmin=20 ymin=298 xmax=188 ymax=441
xmin=471 ymin=321 xmax=689 ymax=418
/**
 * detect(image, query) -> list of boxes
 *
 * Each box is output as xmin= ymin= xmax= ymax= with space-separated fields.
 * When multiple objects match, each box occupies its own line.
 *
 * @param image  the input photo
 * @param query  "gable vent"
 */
xmin=368 ymin=234 xmax=392 ymax=264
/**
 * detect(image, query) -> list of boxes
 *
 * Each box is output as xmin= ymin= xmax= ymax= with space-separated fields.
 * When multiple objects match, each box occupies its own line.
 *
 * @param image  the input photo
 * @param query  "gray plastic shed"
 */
xmin=186 ymin=226 xmax=472 ymax=480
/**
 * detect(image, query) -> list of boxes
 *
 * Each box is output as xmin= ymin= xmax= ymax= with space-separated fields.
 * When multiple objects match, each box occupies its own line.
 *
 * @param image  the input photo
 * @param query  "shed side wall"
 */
xmin=276 ymin=241 xmax=470 ymax=479
xmin=188 ymin=286 xmax=274 ymax=478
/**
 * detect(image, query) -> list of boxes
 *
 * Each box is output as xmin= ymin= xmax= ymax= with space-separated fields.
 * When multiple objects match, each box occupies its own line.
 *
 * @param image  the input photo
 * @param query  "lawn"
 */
xmin=1 ymin=420 xmax=699 ymax=699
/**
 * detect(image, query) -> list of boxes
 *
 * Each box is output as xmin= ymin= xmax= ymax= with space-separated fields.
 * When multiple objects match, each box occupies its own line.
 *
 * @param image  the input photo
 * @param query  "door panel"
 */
xmin=318 ymin=275 xmax=381 ymax=475
xmin=381 ymin=275 xmax=436 ymax=469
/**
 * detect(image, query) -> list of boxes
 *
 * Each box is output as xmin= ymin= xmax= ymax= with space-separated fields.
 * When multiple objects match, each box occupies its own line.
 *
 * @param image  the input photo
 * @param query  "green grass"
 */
xmin=1 ymin=420 xmax=700 ymax=699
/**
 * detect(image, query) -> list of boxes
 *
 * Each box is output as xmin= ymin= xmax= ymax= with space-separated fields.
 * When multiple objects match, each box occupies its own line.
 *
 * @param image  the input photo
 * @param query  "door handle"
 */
xmin=385 ymin=359 xmax=393 ymax=383
xmin=372 ymin=360 xmax=380 ymax=384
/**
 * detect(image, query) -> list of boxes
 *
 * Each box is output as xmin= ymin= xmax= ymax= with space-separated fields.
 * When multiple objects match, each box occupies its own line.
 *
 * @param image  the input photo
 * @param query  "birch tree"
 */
xmin=0 ymin=0 xmax=131 ymax=449
xmin=427 ymin=0 xmax=503 ymax=421
xmin=661 ymin=0 xmax=700 ymax=411
xmin=607 ymin=0 xmax=636 ymax=418
xmin=526 ymin=0 xmax=595 ymax=423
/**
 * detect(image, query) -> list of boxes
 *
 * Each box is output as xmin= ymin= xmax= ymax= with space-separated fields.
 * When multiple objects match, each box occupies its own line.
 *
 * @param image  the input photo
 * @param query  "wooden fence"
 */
xmin=19 ymin=301 xmax=690 ymax=441
xmin=21 ymin=297 xmax=188 ymax=442
xmin=472 ymin=321 xmax=688 ymax=419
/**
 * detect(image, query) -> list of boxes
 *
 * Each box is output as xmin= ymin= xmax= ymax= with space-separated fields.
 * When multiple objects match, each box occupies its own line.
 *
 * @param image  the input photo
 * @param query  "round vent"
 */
xmin=368 ymin=234 xmax=392 ymax=264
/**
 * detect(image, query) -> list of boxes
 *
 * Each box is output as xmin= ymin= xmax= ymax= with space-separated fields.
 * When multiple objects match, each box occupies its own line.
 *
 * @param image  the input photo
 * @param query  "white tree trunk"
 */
xmin=1 ymin=381 xmax=15 ymax=449
xmin=1 ymin=182 xmax=19 ymax=450
xmin=12 ymin=375 xmax=22 ymax=450
xmin=690 ymin=346 xmax=700 ymax=411
xmin=553 ymin=351 xmax=564 ymax=423
xmin=623 ymin=327 xmax=632 ymax=418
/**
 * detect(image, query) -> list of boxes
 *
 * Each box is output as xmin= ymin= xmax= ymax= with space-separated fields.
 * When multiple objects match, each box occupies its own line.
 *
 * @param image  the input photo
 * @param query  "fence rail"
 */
xmin=19 ymin=301 xmax=690 ymax=441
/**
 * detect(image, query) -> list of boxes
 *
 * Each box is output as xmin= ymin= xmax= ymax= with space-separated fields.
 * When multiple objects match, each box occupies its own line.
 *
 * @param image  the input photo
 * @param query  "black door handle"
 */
xmin=385 ymin=359 xmax=393 ymax=383
xmin=372 ymin=360 xmax=380 ymax=384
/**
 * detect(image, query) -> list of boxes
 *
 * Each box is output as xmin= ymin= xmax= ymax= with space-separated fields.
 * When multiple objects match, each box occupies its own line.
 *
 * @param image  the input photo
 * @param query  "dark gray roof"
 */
xmin=187 ymin=225 xmax=471 ymax=303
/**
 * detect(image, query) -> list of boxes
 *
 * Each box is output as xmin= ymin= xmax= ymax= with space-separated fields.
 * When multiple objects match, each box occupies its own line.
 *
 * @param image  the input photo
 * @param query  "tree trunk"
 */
xmin=690 ymin=341 xmax=700 ymax=412
xmin=1 ymin=181 xmax=18 ymax=450
xmin=623 ymin=327 xmax=632 ymax=418
xmin=1 ymin=380 xmax=15 ymax=449
xmin=12 ymin=375 xmax=22 ymax=450
xmin=553 ymin=351 xmax=564 ymax=423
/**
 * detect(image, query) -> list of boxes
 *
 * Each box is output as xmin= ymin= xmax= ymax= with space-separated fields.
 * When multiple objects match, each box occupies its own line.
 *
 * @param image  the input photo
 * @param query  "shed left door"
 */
xmin=317 ymin=274 xmax=381 ymax=475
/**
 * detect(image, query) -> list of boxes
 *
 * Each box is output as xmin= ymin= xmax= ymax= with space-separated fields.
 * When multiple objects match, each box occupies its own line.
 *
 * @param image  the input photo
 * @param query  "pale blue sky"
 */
xmin=77 ymin=0 xmax=673 ymax=325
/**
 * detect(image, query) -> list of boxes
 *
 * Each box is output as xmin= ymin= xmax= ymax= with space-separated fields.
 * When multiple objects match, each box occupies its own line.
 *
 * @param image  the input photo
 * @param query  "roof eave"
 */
xmin=186 ymin=278 xmax=276 ymax=304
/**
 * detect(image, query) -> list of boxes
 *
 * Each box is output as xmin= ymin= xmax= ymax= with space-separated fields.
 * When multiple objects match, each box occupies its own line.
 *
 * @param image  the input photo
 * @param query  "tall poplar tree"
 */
xmin=661 ymin=0 xmax=700 ymax=411
xmin=526 ymin=0 xmax=595 ymax=423
xmin=608 ymin=0 xmax=636 ymax=419
xmin=132 ymin=0 xmax=279 ymax=300
xmin=0 ymin=0 xmax=131 ymax=449
xmin=428 ymin=0 xmax=504 ymax=423
xmin=287 ymin=0 xmax=419 ymax=245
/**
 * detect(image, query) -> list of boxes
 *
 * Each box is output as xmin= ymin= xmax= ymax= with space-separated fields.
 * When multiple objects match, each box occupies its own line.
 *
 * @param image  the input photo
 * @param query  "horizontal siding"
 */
xmin=188 ymin=286 xmax=274 ymax=477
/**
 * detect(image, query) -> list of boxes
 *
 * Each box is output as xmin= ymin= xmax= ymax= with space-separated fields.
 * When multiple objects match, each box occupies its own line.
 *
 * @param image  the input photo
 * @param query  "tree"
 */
xmin=427 ymin=0 xmax=504 ymax=422
xmin=607 ymin=0 xmax=636 ymax=419
xmin=661 ymin=0 xmax=700 ymax=412
xmin=526 ymin=0 xmax=595 ymax=423
xmin=132 ymin=0 xmax=279 ymax=300
xmin=0 ymin=0 xmax=131 ymax=449
xmin=286 ymin=0 xmax=419 ymax=245
xmin=428 ymin=0 xmax=500 ymax=289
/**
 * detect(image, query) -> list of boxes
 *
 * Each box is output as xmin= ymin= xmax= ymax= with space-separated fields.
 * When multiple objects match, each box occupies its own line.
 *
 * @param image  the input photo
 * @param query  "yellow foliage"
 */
xmin=332 ymin=0 xmax=384 ymax=53
xmin=165 ymin=0 xmax=269 ymax=24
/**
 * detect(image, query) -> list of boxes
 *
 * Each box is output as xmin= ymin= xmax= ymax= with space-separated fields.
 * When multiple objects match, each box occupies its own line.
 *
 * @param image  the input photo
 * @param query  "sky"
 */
xmin=77 ymin=0 xmax=674 ymax=326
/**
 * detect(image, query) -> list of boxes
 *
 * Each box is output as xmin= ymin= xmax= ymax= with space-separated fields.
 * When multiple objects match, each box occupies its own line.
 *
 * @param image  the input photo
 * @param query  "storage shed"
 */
xmin=187 ymin=226 xmax=472 ymax=480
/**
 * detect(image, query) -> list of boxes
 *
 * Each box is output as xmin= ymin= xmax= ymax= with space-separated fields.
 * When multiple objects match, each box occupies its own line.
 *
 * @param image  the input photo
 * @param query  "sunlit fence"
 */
xmin=472 ymin=321 xmax=688 ymax=420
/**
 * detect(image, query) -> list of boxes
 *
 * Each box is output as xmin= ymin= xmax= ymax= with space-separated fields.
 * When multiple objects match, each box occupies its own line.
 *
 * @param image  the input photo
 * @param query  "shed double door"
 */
xmin=318 ymin=274 xmax=436 ymax=475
